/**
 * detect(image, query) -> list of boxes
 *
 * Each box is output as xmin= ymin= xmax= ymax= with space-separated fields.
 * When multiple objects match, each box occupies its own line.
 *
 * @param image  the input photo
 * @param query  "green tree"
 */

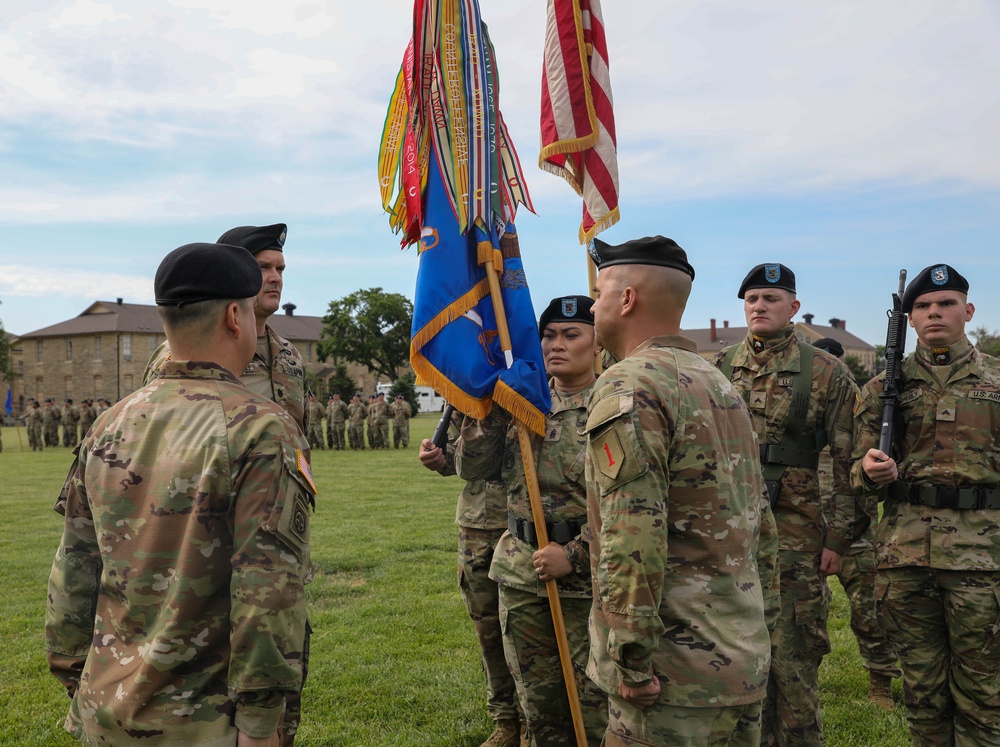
xmin=388 ymin=372 xmax=420 ymax=415
xmin=318 ymin=288 xmax=413 ymax=384
xmin=326 ymin=363 xmax=358 ymax=399
xmin=971 ymin=326 xmax=1000 ymax=358
xmin=874 ymin=344 xmax=886 ymax=374
xmin=843 ymin=354 xmax=871 ymax=384
xmin=0 ymin=302 xmax=14 ymax=388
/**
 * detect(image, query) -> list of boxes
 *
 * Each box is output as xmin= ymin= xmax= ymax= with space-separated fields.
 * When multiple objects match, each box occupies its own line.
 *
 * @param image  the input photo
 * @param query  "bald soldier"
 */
xmin=853 ymin=264 xmax=1000 ymax=746
xmin=46 ymin=242 xmax=314 ymax=747
xmin=585 ymin=236 xmax=779 ymax=747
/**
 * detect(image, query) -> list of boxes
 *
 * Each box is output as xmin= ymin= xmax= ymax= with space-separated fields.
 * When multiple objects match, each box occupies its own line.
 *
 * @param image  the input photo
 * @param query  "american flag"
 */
xmin=539 ymin=0 xmax=620 ymax=244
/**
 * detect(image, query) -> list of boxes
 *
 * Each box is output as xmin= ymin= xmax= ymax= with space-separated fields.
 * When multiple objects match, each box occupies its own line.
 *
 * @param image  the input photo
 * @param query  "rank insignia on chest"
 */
xmin=750 ymin=392 xmax=766 ymax=410
xmin=752 ymin=336 xmax=766 ymax=354
xmin=931 ymin=347 xmax=951 ymax=365
xmin=545 ymin=424 xmax=563 ymax=442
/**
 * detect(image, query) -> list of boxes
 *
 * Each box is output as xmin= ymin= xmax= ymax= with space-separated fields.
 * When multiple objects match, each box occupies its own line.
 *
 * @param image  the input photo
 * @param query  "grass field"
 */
xmin=0 ymin=417 xmax=910 ymax=746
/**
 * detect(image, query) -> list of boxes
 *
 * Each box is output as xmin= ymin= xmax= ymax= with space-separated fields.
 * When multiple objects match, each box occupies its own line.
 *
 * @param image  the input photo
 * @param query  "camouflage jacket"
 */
xmin=586 ymin=336 xmax=775 ymax=706
xmin=435 ymin=409 xmax=508 ymax=531
xmin=347 ymin=401 xmax=366 ymax=426
xmin=308 ymin=400 xmax=325 ymax=425
xmin=79 ymin=404 xmax=97 ymax=433
xmin=711 ymin=326 xmax=858 ymax=555
xmin=42 ymin=403 xmax=61 ymax=426
xmin=457 ymin=382 xmax=595 ymax=598
xmin=851 ymin=337 xmax=1000 ymax=570
xmin=26 ymin=407 xmax=43 ymax=426
xmin=327 ymin=399 xmax=349 ymax=424
xmin=45 ymin=361 xmax=315 ymax=745
xmin=63 ymin=405 xmax=80 ymax=425
xmin=371 ymin=400 xmax=390 ymax=425
xmin=391 ymin=400 xmax=412 ymax=424
xmin=144 ymin=326 xmax=308 ymax=436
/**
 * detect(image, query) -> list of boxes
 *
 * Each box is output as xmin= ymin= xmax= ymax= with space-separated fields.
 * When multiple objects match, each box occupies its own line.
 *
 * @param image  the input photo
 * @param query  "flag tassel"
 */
xmin=482 ymin=259 xmax=588 ymax=747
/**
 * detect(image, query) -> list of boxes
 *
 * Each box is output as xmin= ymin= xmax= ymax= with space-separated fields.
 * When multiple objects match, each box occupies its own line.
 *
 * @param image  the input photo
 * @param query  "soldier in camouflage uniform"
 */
xmin=78 ymin=398 xmax=97 ymax=440
xmin=307 ymin=393 xmax=325 ymax=450
xmin=45 ymin=242 xmax=314 ymax=747
xmin=813 ymin=337 xmax=900 ymax=709
xmin=26 ymin=399 xmax=44 ymax=450
xmin=373 ymin=392 xmax=390 ymax=449
xmin=42 ymin=398 xmax=60 ymax=447
xmin=143 ymin=223 xmax=308 ymax=439
xmin=366 ymin=394 xmax=377 ymax=449
xmin=391 ymin=394 xmax=412 ymax=448
xmin=62 ymin=398 xmax=80 ymax=446
xmin=327 ymin=393 xmax=349 ymax=450
xmin=853 ymin=264 xmax=1000 ymax=747
xmin=712 ymin=262 xmax=859 ymax=747
xmin=143 ymin=224 xmax=310 ymax=745
xmin=586 ymin=237 xmax=778 ymax=747
xmin=348 ymin=394 xmax=366 ymax=450
xmin=420 ymin=407 xmax=524 ymax=747
xmin=458 ymin=295 xmax=608 ymax=747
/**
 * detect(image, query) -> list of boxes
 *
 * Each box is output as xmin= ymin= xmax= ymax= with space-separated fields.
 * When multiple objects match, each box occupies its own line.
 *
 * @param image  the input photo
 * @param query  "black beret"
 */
xmin=217 ymin=223 xmax=287 ymax=255
xmin=738 ymin=263 xmax=796 ymax=298
xmin=588 ymin=236 xmax=695 ymax=279
xmin=155 ymin=243 xmax=263 ymax=307
xmin=538 ymin=295 xmax=594 ymax=336
xmin=901 ymin=264 xmax=969 ymax=313
xmin=812 ymin=337 xmax=844 ymax=358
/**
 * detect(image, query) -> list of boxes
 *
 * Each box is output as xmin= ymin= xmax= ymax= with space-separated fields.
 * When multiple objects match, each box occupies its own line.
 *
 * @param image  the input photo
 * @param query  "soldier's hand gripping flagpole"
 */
xmin=482 ymin=259 xmax=588 ymax=747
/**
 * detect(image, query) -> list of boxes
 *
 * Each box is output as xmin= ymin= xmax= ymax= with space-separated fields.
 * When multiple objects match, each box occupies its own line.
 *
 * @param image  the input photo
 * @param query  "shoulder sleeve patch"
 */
xmin=295 ymin=448 xmax=318 ymax=497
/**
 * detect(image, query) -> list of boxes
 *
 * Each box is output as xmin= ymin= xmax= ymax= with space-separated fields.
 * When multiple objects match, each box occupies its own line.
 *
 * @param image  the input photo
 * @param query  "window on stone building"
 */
xmin=306 ymin=342 xmax=312 ymax=363
xmin=36 ymin=376 xmax=43 ymax=398
xmin=123 ymin=374 xmax=134 ymax=393
xmin=66 ymin=339 xmax=73 ymax=361
xmin=37 ymin=339 xmax=43 ymax=363
xmin=149 ymin=335 xmax=158 ymax=352
xmin=94 ymin=374 xmax=103 ymax=399
xmin=122 ymin=334 xmax=132 ymax=361
xmin=64 ymin=375 xmax=72 ymax=400
xmin=95 ymin=336 xmax=102 ymax=360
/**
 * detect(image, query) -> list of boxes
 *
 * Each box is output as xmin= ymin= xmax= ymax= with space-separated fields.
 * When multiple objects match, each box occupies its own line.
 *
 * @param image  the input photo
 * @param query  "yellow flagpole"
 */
xmin=482 ymin=256 xmax=588 ymax=747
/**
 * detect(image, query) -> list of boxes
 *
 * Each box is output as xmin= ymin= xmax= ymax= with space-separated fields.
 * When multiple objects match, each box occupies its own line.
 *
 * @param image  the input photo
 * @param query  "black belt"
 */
xmin=508 ymin=512 xmax=583 ymax=547
xmin=759 ymin=444 xmax=819 ymax=471
xmin=888 ymin=481 xmax=1000 ymax=510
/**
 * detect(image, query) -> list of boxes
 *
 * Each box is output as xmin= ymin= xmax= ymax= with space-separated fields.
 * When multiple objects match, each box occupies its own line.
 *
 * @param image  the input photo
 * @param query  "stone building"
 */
xmin=9 ymin=299 xmax=398 ymax=414
xmin=682 ymin=314 xmax=877 ymax=375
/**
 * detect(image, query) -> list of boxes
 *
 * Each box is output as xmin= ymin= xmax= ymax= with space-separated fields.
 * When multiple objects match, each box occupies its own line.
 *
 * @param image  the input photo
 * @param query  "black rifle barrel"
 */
xmin=878 ymin=270 xmax=908 ymax=456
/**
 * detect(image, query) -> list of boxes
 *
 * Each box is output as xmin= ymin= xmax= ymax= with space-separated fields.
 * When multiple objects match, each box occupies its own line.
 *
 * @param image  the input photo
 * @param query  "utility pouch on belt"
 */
xmin=764 ymin=480 xmax=782 ymax=507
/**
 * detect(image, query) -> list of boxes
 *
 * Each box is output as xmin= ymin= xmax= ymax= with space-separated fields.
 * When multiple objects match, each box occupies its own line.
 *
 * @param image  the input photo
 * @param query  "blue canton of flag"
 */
xmin=4 ymin=388 xmax=11 ymax=416
xmin=410 ymin=157 xmax=550 ymax=434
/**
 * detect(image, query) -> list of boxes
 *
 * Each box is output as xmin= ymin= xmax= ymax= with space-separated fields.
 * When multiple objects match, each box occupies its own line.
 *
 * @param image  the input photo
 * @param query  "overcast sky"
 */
xmin=2 ymin=0 xmax=999 ymax=353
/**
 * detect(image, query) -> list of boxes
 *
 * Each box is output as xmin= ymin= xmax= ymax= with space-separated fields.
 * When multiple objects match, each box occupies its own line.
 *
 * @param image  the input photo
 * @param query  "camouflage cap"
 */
xmin=538 ymin=295 xmax=594 ymax=337
xmin=901 ymin=264 xmax=969 ymax=313
xmin=155 ymin=243 xmax=263 ymax=307
xmin=588 ymin=236 xmax=695 ymax=279
xmin=738 ymin=263 xmax=795 ymax=299
xmin=217 ymin=223 xmax=287 ymax=254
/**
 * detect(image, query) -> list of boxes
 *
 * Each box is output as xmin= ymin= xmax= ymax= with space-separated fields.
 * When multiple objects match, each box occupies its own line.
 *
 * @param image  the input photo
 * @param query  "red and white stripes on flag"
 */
xmin=539 ymin=0 xmax=619 ymax=244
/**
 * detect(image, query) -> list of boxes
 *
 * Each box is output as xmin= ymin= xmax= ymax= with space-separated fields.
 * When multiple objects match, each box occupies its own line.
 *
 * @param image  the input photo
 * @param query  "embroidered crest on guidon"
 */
xmin=765 ymin=264 xmax=781 ymax=283
xmin=561 ymin=297 xmax=578 ymax=318
xmin=931 ymin=265 xmax=949 ymax=285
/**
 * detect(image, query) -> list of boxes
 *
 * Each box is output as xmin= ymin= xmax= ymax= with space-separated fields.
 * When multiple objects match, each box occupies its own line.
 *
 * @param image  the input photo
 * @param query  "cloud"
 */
xmin=1 ymin=264 xmax=152 ymax=302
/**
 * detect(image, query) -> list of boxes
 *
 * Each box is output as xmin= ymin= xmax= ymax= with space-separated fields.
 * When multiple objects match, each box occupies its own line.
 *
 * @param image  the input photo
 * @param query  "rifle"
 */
xmin=431 ymin=403 xmax=455 ymax=450
xmin=878 ymin=270 xmax=907 ymax=457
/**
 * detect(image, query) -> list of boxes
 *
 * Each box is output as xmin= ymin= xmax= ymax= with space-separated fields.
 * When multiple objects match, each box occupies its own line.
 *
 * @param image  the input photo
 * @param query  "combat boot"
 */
xmin=868 ymin=671 xmax=894 ymax=710
xmin=480 ymin=719 xmax=519 ymax=747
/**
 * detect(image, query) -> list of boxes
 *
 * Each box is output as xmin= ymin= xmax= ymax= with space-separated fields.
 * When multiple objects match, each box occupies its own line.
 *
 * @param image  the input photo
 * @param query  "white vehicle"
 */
xmin=375 ymin=382 xmax=446 ymax=413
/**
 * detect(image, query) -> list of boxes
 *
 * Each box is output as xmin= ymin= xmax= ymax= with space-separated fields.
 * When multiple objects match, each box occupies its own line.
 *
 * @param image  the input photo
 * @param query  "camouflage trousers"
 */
xmin=393 ymin=422 xmax=409 ymax=448
xmin=29 ymin=424 xmax=43 ymax=449
xmin=458 ymin=526 xmax=520 ymax=723
xmin=875 ymin=567 xmax=1000 ymax=747
xmin=63 ymin=424 xmax=77 ymax=447
xmin=45 ymin=424 xmax=59 ymax=446
xmin=348 ymin=423 xmax=364 ymax=449
xmin=762 ymin=550 xmax=832 ymax=747
xmin=308 ymin=423 xmax=325 ymax=450
xmin=376 ymin=422 xmax=389 ymax=449
xmin=497 ymin=585 xmax=607 ymax=747
xmin=329 ymin=421 xmax=346 ymax=450
xmin=606 ymin=698 xmax=762 ymax=747
xmin=829 ymin=537 xmax=900 ymax=677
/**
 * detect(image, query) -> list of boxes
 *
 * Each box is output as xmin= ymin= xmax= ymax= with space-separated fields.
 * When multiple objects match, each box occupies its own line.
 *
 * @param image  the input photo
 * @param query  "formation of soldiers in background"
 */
xmin=20 ymin=396 xmax=111 ymax=452
xmin=306 ymin=390 xmax=412 ymax=452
